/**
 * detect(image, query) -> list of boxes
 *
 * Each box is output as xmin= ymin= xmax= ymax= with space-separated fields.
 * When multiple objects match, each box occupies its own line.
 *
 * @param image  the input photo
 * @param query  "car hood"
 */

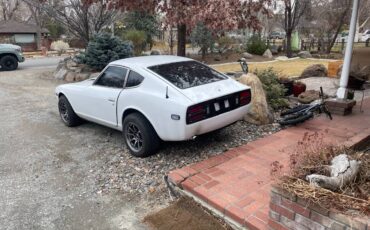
xmin=179 ymin=78 xmax=249 ymax=103
xmin=0 ymin=44 xmax=21 ymax=50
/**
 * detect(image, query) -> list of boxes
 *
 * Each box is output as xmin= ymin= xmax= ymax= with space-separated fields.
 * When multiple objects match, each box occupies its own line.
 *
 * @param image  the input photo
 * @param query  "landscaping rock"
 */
xmin=65 ymin=72 xmax=77 ymax=82
xmin=66 ymin=58 xmax=79 ymax=69
xmin=263 ymin=49 xmax=273 ymax=59
xmin=270 ymin=45 xmax=278 ymax=55
xmin=301 ymin=64 xmax=328 ymax=78
xmin=239 ymin=73 xmax=274 ymax=125
xmin=53 ymin=56 xmax=97 ymax=82
xmin=214 ymin=54 xmax=222 ymax=61
xmin=89 ymin=72 xmax=100 ymax=79
xmin=150 ymin=50 xmax=161 ymax=55
xmin=298 ymin=90 xmax=320 ymax=104
xmin=275 ymin=56 xmax=289 ymax=61
xmin=242 ymin=52 xmax=253 ymax=59
xmin=75 ymin=73 xmax=90 ymax=82
xmin=54 ymin=68 xmax=68 ymax=80
xmin=298 ymin=51 xmax=312 ymax=58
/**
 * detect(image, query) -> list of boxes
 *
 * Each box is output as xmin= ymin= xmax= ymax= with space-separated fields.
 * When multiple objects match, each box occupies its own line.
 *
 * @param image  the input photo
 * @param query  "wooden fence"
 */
xmin=266 ymin=39 xmax=370 ymax=53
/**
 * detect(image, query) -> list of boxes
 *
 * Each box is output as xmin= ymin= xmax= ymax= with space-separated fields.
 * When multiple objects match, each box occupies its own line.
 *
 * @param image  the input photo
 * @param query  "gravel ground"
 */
xmin=0 ymin=68 xmax=280 ymax=229
xmin=95 ymin=121 xmax=280 ymax=197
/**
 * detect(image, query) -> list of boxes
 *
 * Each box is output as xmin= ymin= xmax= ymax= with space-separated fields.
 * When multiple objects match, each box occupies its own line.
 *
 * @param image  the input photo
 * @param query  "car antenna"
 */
xmin=166 ymin=86 xmax=169 ymax=99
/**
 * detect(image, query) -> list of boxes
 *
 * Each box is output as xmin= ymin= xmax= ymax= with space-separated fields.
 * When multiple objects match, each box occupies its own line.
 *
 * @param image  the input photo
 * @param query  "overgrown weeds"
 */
xmin=271 ymin=132 xmax=370 ymax=216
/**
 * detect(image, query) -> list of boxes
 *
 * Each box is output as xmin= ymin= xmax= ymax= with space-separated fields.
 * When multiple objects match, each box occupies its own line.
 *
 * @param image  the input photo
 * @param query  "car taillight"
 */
xmin=186 ymin=104 xmax=207 ymax=124
xmin=239 ymin=90 xmax=251 ymax=105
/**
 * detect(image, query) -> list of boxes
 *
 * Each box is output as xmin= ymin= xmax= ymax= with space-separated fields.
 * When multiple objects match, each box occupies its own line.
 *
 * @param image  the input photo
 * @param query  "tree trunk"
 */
xmin=177 ymin=24 xmax=186 ymax=57
xmin=201 ymin=47 xmax=206 ymax=60
xmin=286 ymin=32 xmax=292 ymax=58
xmin=306 ymin=154 xmax=360 ymax=191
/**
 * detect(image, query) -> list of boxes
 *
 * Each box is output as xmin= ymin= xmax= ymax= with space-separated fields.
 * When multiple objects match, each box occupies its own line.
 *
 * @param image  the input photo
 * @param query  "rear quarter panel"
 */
xmin=117 ymin=71 xmax=191 ymax=140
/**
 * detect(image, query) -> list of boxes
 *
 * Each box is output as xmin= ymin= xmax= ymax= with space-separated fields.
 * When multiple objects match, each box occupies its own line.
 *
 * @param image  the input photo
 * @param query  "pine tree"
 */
xmin=78 ymin=33 xmax=133 ymax=70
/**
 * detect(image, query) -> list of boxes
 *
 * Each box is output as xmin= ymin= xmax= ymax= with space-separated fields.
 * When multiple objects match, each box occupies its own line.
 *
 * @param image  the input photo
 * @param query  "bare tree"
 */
xmin=310 ymin=0 xmax=351 ymax=53
xmin=359 ymin=0 xmax=370 ymax=32
xmin=282 ymin=0 xmax=310 ymax=57
xmin=22 ymin=0 xmax=50 ymax=50
xmin=24 ymin=0 xmax=117 ymax=45
xmin=0 ymin=0 xmax=20 ymax=21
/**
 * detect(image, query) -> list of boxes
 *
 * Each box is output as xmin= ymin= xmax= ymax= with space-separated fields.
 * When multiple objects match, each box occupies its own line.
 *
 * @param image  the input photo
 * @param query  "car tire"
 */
xmin=58 ymin=95 xmax=82 ymax=127
xmin=0 ymin=55 xmax=18 ymax=71
xmin=123 ymin=113 xmax=160 ymax=158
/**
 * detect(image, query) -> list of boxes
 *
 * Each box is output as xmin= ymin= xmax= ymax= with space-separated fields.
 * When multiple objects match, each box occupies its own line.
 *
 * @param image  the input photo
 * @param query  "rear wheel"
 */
xmin=123 ymin=113 xmax=160 ymax=158
xmin=0 ymin=55 xmax=18 ymax=71
xmin=279 ymin=112 xmax=314 ymax=126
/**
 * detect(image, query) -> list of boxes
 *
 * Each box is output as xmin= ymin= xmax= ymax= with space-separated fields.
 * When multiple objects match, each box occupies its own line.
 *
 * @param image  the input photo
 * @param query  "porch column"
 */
xmin=337 ymin=0 xmax=360 ymax=99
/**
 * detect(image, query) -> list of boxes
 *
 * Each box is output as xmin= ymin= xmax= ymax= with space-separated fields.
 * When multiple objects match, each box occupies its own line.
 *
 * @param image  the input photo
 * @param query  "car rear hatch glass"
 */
xmin=148 ymin=61 xmax=227 ymax=89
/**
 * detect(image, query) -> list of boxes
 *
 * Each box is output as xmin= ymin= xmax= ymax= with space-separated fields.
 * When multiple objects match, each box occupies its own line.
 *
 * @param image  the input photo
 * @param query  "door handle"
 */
xmin=107 ymin=98 xmax=115 ymax=102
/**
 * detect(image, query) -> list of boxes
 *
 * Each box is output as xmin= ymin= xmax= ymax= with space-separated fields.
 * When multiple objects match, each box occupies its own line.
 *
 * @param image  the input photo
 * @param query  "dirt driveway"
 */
xmin=0 ymin=68 xmax=280 ymax=230
xmin=0 ymin=69 xmax=157 ymax=230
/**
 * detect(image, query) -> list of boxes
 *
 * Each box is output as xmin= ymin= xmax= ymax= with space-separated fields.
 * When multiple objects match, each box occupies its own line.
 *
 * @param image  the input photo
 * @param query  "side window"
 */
xmin=126 ymin=71 xmax=144 ymax=88
xmin=95 ymin=66 xmax=127 ymax=88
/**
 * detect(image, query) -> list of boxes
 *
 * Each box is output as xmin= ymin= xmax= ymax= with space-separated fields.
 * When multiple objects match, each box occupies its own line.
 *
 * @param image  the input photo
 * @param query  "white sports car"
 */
xmin=56 ymin=56 xmax=251 ymax=157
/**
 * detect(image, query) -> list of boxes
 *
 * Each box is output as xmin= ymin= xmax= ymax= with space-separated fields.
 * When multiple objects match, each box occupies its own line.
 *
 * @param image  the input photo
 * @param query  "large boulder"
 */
xmin=53 ymin=57 xmax=96 ymax=82
xmin=242 ymin=52 xmax=253 ymax=59
xmin=263 ymin=49 xmax=273 ymax=59
xmin=298 ymin=51 xmax=312 ymax=58
xmin=150 ymin=50 xmax=161 ymax=55
xmin=54 ymin=67 xmax=68 ymax=80
xmin=298 ymin=90 xmax=320 ymax=104
xmin=300 ymin=64 xmax=328 ymax=78
xmin=238 ymin=73 xmax=274 ymax=125
xmin=65 ymin=72 xmax=77 ymax=82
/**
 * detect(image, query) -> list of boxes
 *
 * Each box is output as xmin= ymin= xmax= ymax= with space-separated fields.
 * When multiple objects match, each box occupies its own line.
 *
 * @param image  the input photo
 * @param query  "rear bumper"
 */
xmin=160 ymin=104 xmax=250 ymax=141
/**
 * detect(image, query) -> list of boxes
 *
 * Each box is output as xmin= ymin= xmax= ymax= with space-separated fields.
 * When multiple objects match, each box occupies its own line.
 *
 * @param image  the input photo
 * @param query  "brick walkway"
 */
xmin=168 ymin=99 xmax=370 ymax=230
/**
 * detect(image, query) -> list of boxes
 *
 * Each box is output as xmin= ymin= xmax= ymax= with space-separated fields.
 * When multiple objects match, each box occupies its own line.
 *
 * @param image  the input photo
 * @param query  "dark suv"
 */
xmin=0 ymin=44 xmax=25 ymax=71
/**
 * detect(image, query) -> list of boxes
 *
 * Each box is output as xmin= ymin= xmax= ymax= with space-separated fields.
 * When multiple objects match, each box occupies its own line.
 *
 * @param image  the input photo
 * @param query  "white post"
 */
xmin=337 ymin=0 xmax=360 ymax=99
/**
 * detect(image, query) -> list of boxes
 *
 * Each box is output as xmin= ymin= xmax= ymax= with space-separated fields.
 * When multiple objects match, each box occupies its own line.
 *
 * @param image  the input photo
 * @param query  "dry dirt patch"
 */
xmin=144 ymin=197 xmax=231 ymax=230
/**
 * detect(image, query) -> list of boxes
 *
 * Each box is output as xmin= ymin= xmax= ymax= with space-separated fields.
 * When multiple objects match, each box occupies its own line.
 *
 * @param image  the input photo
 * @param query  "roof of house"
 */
xmin=0 ymin=20 xmax=49 ymax=34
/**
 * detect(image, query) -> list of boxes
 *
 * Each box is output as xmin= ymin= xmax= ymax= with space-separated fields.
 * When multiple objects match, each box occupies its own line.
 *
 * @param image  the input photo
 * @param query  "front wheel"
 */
xmin=58 ymin=95 xmax=82 ymax=127
xmin=123 ymin=113 xmax=160 ymax=158
xmin=279 ymin=112 xmax=314 ymax=126
xmin=0 ymin=55 xmax=18 ymax=71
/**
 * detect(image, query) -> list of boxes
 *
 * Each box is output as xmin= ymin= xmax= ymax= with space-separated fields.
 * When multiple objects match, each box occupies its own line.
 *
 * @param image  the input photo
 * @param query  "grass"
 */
xmin=212 ymin=59 xmax=335 ymax=78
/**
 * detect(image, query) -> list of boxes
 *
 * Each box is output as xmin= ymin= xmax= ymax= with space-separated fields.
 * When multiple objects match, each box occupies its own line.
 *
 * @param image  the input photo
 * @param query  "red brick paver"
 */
xmin=168 ymin=99 xmax=370 ymax=229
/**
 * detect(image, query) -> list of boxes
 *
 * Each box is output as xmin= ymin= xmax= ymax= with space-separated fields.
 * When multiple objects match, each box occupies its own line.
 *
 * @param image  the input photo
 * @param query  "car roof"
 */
xmin=110 ymin=55 xmax=193 ymax=69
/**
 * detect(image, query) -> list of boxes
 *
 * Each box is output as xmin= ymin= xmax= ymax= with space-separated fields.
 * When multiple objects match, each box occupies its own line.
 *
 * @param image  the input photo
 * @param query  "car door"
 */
xmin=78 ymin=65 xmax=128 ymax=127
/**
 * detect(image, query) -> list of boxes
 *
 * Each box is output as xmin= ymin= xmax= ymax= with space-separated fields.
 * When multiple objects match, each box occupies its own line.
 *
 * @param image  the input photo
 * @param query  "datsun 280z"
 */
xmin=55 ymin=56 xmax=251 ymax=157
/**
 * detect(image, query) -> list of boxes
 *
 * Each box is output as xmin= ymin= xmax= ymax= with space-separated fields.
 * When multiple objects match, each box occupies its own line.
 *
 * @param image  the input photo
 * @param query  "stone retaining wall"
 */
xmin=268 ymin=185 xmax=370 ymax=230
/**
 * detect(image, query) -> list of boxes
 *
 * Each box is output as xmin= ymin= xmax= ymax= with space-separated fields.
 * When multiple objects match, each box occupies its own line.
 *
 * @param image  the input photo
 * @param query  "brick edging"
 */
xmin=269 ymin=185 xmax=370 ymax=230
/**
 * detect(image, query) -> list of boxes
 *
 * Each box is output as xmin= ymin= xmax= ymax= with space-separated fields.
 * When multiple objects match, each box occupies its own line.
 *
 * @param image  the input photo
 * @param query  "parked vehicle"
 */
xmin=336 ymin=31 xmax=349 ymax=43
xmin=361 ymin=29 xmax=370 ymax=43
xmin=0 ymin=44 xmax=25 ymax=71
xmin=279 ymin=87 xmax=332 ymax=126
xmin=56 ymin=56 xmax=252 ymax=157
xmin=269 ymin=31 xmax=286 ymax=40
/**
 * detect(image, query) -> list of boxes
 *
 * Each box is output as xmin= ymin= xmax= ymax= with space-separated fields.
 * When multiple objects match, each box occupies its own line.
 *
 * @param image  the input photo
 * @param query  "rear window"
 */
xmin=148 ymin=61 xmax=227 ymax=89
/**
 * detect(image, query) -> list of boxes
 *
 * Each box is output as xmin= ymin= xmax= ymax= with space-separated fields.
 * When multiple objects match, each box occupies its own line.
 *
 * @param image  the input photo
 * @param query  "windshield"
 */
xmin=148 ymin=61 xmax=227 ymax=89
